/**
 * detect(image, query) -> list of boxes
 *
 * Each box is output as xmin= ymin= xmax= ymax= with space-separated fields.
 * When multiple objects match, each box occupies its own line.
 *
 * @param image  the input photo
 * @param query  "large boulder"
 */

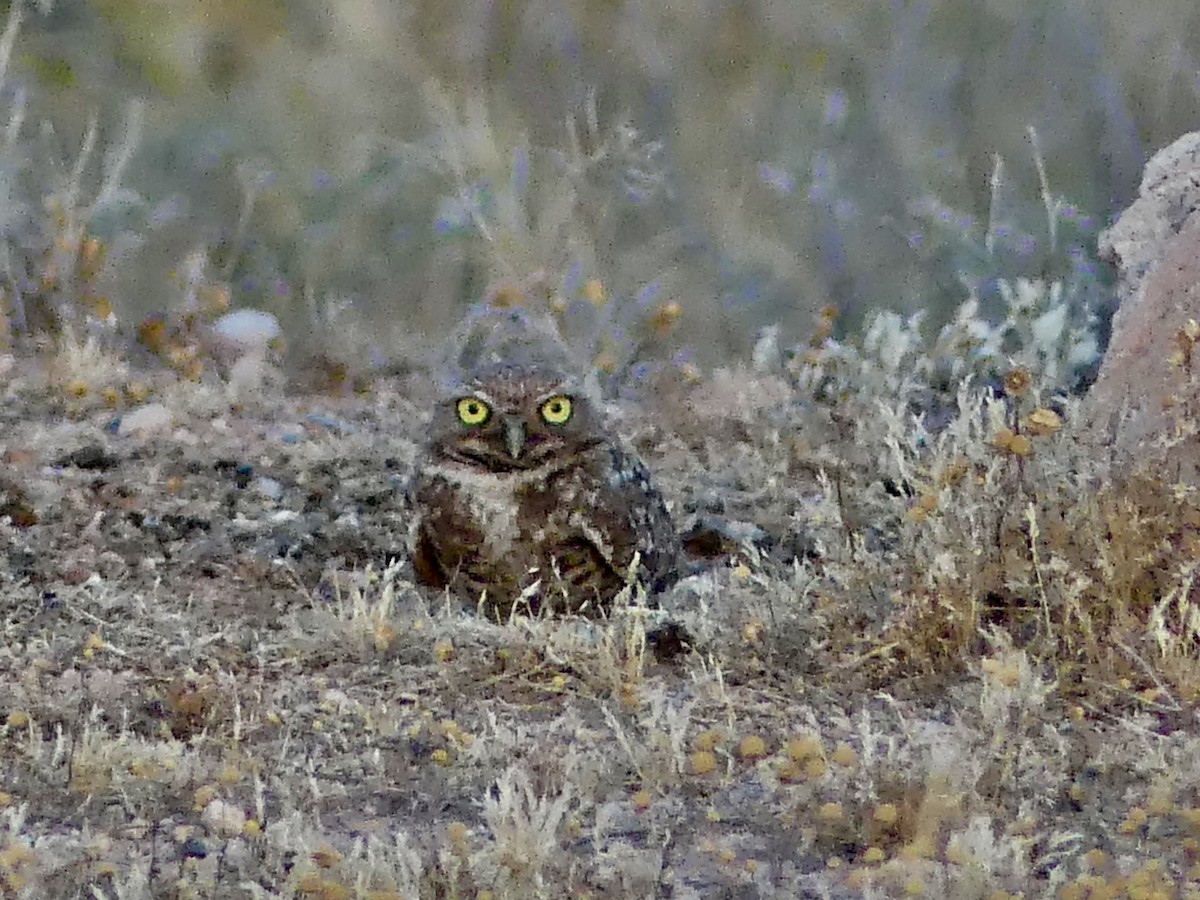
xmin=1086 ymin=132 xmax=1200 ymax=481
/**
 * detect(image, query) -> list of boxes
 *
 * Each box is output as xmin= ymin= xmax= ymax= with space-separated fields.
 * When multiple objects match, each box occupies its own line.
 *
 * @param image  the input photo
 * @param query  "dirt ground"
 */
xmin=1 ymin=364 xmax=1197 ymax=899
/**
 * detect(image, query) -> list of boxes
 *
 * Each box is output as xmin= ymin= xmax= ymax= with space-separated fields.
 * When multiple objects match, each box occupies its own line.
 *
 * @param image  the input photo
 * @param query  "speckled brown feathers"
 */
xmin=411 ymin=364 xmax=678 ymax=618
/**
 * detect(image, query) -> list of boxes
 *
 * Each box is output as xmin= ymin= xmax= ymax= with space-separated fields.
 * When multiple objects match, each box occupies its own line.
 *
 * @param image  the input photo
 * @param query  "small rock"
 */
xmin=211 ymin=309 xmax=282 ymax=353
xmin=306 ymin=413 xmax=356 ymax=435
xmin=256 ymin=476 xmax=284 ymax=501
xmin=180 ymin=837 xmax=208 ymax=859
xmin=55 ymin=445 xmax=119 ymax=470
xmin=0 ymin=481 xmax=37 ymax=526
xmin=119 ymin=403 xmax=173 ymax=437
xmin=201 ymin=800 xmax=246 ymax=839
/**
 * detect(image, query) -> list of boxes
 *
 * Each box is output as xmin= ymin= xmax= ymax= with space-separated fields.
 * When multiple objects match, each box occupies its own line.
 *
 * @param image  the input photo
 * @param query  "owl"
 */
xmin=411 ymin=364 xmax=679 ymax=618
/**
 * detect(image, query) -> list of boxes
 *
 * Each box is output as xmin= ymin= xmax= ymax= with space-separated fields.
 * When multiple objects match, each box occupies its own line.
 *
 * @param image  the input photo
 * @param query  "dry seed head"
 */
xmin=80 ymin=236 xmax=106 ymax=273
xmin=939 ymin=458 xmax=969 ymax=488
xmin=693 ymin=729 xmax=725 ymax=752
xmin=741 ymin=618 xmax=765 ymax=644
xmin=651 ymin=301 xmax=682 ymax=336
xmin=944 ymin=844 xmax=972 ymax=865
xmin=446 ymin=821 xmax=470 ymax=853
xmin=373 ymin=622 xmax=397 ymax=652
xmin=817 ymin=802 xmax=844 ymax=823
xmin=6 ymin=710 xmax=29 ymax=728
xmin=193 ymin=784 xmax=219 ymax=810
xmin=632 ymin=789 xmax=653 ymax=812
xmin=873 ymin=803 xmax=899 ymax=826
xmin=737 ymin=734 xmax=768 ymax=760
xmin=1003 ymin=367 xmax=1032 ymax=396
xmin=832 ymin=743 xmax=858 ymax=768
xmin=993 ymin=428 xmax=1032 ymax=457
xmin=311 ymin=846 xmax=343 ymax=868
xmin=691 ymin=750 xmax=718 ymax=776
xmin=582 ymin=278 xmax=606 ymax=306
xmin=776 ymin=759 xmax=804 ymax=783
xmin=82 ymin=632 xmax=106 ymax=658
xmin=1022 ymin=407 xmax=1062 ymax=436
xmin=125 ymin=381 xmax=151 ymax=403
xmin=488 ymin=282 xmax=525 ymax=308
xmin=786 ymin=735 xmax=823 ymax=762
xmin=86 ymin=295 xmax=115 ymax=321
xmin=197 ymin=284 xmax=230 ymax=315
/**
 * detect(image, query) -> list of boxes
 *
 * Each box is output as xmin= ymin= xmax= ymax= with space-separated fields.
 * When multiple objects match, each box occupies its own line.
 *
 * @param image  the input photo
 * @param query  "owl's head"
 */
xmin=428 ymin=365 xmax=605 ymax=471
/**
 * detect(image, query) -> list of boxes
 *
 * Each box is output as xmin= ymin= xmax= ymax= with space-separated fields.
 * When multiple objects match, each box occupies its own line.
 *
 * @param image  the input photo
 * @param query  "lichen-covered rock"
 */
xmin=1087 ymin=132 xmax=1200 ymax=482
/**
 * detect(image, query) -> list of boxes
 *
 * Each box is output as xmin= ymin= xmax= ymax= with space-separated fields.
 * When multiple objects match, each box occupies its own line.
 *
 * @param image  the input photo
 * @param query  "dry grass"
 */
xmin=0 ymin=311 xmax=1198 ymax=899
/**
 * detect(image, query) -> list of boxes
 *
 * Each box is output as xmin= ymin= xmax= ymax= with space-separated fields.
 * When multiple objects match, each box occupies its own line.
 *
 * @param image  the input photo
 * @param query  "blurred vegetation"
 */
xmin=2 ymin=0 xmax=1199 ymax=372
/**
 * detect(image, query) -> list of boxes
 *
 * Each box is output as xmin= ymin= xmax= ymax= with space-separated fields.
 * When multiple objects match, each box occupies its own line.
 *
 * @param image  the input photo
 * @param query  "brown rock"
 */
xmin=1087 ymin=133 xmax=1200 ymax=481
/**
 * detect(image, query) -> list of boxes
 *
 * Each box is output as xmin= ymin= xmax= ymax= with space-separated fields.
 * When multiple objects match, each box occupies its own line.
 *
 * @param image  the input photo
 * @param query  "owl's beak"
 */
xmin=503 ymin=416 xmax=527 ymax=459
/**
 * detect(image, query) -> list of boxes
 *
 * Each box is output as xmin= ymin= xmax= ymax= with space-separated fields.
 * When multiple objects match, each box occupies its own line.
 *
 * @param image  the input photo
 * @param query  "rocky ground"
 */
xmin=1 ymin=358 xmax=1198 ymax=900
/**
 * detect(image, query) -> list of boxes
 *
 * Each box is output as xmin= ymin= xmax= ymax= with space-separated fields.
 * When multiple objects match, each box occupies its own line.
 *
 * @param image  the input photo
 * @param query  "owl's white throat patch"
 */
xmin=422 ymin=461 xmax=552 ymax=558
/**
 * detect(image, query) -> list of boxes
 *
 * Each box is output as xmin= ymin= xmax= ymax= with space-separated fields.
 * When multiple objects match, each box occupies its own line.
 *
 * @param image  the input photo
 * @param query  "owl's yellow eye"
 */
xmin=539 ymin=395 xmax=573 ymax=425
xmin=456 ymin=397 xmax=491 ymax=426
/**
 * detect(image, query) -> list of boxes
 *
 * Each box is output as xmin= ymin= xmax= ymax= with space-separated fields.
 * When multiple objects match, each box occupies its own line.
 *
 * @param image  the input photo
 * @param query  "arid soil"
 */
xmin=1 ymin=365 xmax=1197 ymax=899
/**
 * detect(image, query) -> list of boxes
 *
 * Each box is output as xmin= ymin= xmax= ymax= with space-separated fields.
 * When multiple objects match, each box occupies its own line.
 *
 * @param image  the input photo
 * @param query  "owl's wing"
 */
xmin=573 ymin=442 xmax=680 ymax=595
xmin=407 ymin=470 xmax=452 ymax=589
xmin=412 ymin=522 xmax=448 ymax=588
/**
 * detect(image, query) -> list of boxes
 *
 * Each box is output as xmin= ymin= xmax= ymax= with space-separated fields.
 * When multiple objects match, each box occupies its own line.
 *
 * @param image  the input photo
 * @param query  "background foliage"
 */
xmin=4 ymin=0 xmax=1200 ymax=368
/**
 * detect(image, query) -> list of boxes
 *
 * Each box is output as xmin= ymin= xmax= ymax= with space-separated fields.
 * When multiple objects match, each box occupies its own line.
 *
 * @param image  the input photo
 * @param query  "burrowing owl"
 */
xmin=411 ymin=363 xmax=679 ymax=617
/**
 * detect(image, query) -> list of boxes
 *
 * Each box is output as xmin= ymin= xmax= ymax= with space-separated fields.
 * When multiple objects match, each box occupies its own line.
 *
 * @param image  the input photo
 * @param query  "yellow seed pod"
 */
xmin=1022 ymin=407 xmax=1062 ymax=436
xmin=817 ymin=802 xmax=844 ymax=823
xmin=582 ymin=278 xmax=606 ymax=306
xmin=786 ymin=735 xmax=823 ymax=762
xmin=873 ymin=803 xmax=899 ymax=826
xmin=737 ymin=734 xmax=767 ymax=760
xmin=1003 ymin=367 xmax=1032 ymax=396
xmin=691 ymin=750 xmax=718 ymax=776
xmin=1007 ymin=434 xmax=1032 ymax=457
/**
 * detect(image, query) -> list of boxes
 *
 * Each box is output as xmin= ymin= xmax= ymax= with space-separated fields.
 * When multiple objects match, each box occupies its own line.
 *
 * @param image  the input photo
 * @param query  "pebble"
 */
xmin=118 ymin=403 xmax=173 ymax=437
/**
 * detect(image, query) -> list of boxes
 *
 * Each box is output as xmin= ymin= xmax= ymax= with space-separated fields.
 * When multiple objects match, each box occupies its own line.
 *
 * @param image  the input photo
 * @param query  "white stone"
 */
xmin=118 ymin=402 xmax=173 ymax=437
